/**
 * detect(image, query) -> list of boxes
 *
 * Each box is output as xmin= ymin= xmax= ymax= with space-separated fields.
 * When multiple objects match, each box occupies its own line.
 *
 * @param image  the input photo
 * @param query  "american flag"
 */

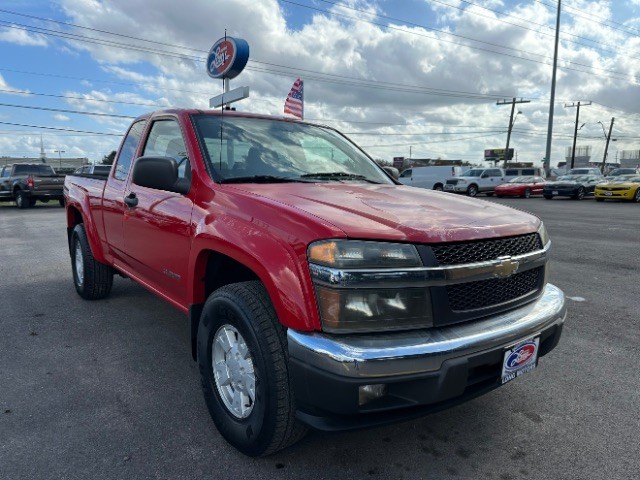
xmin=284 ymin=78 xmax=303 ymax=119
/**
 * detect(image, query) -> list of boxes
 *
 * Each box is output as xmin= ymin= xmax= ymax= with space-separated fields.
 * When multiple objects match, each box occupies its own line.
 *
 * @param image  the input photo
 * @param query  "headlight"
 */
xmin=537 ymin=222 xmax=550 ymax=248
xmin=308 ymin=240 xmax=422 ymax=268
xmin=308 ymin=240 xmax=432 ymax=333
xmin=457 ymin=179 xmax=467 ymax=185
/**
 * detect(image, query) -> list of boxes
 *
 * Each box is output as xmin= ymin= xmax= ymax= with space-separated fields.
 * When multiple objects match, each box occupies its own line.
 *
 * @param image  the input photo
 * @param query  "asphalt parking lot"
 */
xmin=1 ymin=196 xmax=639 ymax=480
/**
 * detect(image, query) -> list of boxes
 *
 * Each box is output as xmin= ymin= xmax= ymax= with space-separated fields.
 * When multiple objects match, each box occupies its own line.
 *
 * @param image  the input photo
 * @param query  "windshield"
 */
xmin=460 ymin=169 xmax=483 ymax=177
xmin=191 ymin=115 xmax=392 ymax=184
xmin=509 ymin=176 xmax=534 ymax=183
xmin=557 ymin=175 xmax=585 ymax=181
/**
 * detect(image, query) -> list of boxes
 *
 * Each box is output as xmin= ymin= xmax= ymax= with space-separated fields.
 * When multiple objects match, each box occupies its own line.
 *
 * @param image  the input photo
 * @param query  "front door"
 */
xmin=121 ymin=118 xmax=194 ymax=306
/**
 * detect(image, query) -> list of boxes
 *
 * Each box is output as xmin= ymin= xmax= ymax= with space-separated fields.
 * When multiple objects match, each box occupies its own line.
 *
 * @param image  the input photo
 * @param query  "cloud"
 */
xmin=45 ymin=0 xmax=640 ymax=164
xmin=53 ymin=114 xmax=71 ymax=122
xmin=0 ymin=26 xmax=48 ymax=46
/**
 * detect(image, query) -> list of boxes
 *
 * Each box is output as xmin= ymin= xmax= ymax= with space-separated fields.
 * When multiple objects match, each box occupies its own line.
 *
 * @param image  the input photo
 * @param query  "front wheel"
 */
xmin=634 ymin=188 xmax=640 ymax=203
xmin=574 ymin=187 xmax=585 ymax=200
xmin=70 ymin=224 xmax=113 ymax=299
xmin=466 ymin=184 xmax=478 ymax=197
xmin=197 ymin=281 xmax=306 ymax=457
xmin=523 ymin=188 xmax=531 ymax=199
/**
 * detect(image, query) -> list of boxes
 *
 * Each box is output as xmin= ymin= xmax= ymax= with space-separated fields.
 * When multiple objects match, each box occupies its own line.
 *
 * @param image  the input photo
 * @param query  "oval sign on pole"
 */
xmin=207 ymin=36 xmax=249 ymax=80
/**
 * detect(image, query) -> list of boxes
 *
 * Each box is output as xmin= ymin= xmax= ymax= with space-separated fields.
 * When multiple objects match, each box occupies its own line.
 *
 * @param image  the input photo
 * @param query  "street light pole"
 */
xmin=54 ymin=150 xmax=65 ymax=169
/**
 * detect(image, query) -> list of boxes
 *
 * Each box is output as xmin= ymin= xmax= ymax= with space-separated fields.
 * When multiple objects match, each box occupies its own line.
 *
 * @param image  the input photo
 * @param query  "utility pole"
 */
xmin=497 ymin=98 xmax=530 ymax=168
xmin=600 ymin=117 xmax=615 ymax=173
xmin=564 ymin=101 xmax=591 ymax=169
xmin=544 ymin=0 xmax=561 ymax=176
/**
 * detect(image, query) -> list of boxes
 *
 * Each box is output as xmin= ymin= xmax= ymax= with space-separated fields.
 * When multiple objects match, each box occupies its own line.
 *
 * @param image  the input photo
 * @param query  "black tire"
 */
xmin=433 ymin=183 xmax=443 ymax=191
xmin=524 ymin=188 xmax=531 ymax=199
xmin=634 ymin=188 xmax=640 ymax=203
xmin=15 ymin=190 xmax=30 ymax=209
xmin=70 ymin=224 xmax=113 ymax=300
xmin=544 ymin=194 xmax=553 ymax=200
xmin=59 ymin=198 xmax=65 ymax=207
xmin=29 ymin=198 xmax=37 ymax=207
xmin=574 ymin=187 xmax=585 ymax=200
xmin=197 ymin=281 xmax=306 ymax=457
xmin=467 ymin=184 xmax=478 ymax=197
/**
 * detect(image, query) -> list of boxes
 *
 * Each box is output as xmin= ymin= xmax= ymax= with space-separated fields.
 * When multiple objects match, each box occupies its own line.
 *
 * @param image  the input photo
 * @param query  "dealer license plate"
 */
xmin=501 ymin=337 xmax=540 ymax=385
xmin=552 ymin=190 xmax=558 ymax=195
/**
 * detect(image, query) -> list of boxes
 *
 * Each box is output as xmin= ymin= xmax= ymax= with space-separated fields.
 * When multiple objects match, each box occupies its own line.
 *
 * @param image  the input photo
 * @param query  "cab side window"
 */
xmin=1 ymin=167 xmax=9 ymax=178
xmin=142 ymin=120 xmax=190 ymax=184
xmin=400 ymin=169 xmax=412 ymax=178
xmin=114 ymin=120 xmax=147 ymax=181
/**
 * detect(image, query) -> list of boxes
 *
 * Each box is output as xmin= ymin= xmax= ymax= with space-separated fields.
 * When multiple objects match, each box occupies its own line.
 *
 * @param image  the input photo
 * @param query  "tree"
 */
xmin=101 ymin=150 xmax=117 ymax=165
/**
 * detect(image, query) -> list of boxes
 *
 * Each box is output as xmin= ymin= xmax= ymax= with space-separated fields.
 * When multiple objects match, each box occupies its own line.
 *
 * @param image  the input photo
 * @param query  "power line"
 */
xmin=0 ymin=102 xmax=136 ymax=119
xmin=0 ymin=121 xmax=121 ymax=136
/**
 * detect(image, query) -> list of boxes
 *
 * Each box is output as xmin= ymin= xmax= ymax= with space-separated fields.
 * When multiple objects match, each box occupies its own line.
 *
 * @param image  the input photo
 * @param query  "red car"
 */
xmin=495 ymin=176 xmax=546 ymax=198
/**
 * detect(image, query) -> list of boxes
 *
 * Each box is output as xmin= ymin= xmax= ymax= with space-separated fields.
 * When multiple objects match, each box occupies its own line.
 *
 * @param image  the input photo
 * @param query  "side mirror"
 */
xmin=131 ymin=156 xmax=189 ymax=194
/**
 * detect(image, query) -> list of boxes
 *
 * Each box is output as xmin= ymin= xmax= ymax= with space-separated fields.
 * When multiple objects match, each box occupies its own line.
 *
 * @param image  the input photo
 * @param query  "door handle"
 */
xmin=124 ymin=192 xmax=138 ymax=208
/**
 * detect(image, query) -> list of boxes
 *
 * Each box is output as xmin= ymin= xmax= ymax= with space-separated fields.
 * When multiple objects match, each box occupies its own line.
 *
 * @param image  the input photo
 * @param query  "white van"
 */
xmin=399 ymin=166 xmax=464 ymax=191
xmin=504 ymin=167 xmax=546 ymax=180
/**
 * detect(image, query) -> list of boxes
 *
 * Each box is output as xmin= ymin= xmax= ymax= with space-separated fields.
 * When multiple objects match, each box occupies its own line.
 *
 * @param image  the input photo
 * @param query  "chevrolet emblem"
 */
xmin=494 ymin=256 xmax=520 ymax=278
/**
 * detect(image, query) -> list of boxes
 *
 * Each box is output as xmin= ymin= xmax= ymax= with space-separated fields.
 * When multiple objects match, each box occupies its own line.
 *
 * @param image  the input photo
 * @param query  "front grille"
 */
xmin=447 ymin=267 xmax=542 ymax=311
xmin=600 ymin=187 xmax=626 ymax=191
xmin=431 ymin=233 xmax=542 ymax=266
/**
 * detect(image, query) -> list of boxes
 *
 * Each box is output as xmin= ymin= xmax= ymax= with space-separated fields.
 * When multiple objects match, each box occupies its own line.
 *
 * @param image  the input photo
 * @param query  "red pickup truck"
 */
xmin=64 ymin=109 xmax=566 ymax=456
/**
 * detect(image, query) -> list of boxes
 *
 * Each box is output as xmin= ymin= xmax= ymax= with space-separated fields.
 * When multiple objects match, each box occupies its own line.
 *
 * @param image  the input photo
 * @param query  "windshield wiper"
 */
xmin=300 ymin=172 xmax=381 ymax=184
xmin=220 ymin=175 xmax=312 ymax=184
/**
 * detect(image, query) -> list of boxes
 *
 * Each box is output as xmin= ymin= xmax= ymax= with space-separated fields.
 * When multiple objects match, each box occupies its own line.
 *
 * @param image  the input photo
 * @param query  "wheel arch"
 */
xmin=65 ymin=205 xmax=108 ymax=264
xmin=188 ymin=242 xmax=319 ymax=361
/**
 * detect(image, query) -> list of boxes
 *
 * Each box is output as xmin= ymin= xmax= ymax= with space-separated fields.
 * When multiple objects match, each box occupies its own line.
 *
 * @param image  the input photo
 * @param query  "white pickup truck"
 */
xmin=444 ymin=167 xmax=505 ymax=197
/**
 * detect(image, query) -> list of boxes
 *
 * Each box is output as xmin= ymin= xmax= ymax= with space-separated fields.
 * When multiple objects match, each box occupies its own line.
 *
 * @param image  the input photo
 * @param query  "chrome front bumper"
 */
xmin=288 ymin=283 xmax=566 ymax=379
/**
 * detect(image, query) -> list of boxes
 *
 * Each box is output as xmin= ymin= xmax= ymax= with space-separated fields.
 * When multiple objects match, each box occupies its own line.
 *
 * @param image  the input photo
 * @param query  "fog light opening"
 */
xmin=359 ymin=384 xmax=388 ymax=406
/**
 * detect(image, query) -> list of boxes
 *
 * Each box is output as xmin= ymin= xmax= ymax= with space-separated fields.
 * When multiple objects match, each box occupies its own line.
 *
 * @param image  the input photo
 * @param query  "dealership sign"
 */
xmin=484 ymin=148 xmax=514 ymax=161
xmin=207 ymin=37 xmax=249 ymax=80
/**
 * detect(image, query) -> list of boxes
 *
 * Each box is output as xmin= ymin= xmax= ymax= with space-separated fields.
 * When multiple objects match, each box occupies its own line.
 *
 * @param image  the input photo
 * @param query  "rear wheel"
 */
xmin=29 ymin=198 xmax=37 ymax=207
xmin=467 ymin=184 xmax=478 ymax=197
xmin=71 ymin=224 xmax=113 ymax=300
xmin=433 ymin=183 xmax=443 ymax=191
xmin=574 ymin=187 xmax=585 ymax=200
xmin=15 ymin=190 xmax=30 ymax=209
xmin=197 ymin=281 xmax=306 ymax=457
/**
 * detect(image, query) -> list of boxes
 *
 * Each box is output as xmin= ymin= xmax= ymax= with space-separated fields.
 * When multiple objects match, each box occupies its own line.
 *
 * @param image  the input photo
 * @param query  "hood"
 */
xmin=227 ymin=183 xmax=540 ymax=243
xmin=547 ymin=179 xmax=581 ymax=186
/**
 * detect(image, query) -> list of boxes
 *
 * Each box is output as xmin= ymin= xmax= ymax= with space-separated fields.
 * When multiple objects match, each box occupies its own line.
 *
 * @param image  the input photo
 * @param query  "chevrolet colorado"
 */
xmin=64 ymin=109 xmax=566 ymax=456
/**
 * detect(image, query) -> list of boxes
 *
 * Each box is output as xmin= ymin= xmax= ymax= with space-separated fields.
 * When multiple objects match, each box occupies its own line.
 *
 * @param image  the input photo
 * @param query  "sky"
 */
xmin=1 ymin=0 xmax=640 ymax=167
